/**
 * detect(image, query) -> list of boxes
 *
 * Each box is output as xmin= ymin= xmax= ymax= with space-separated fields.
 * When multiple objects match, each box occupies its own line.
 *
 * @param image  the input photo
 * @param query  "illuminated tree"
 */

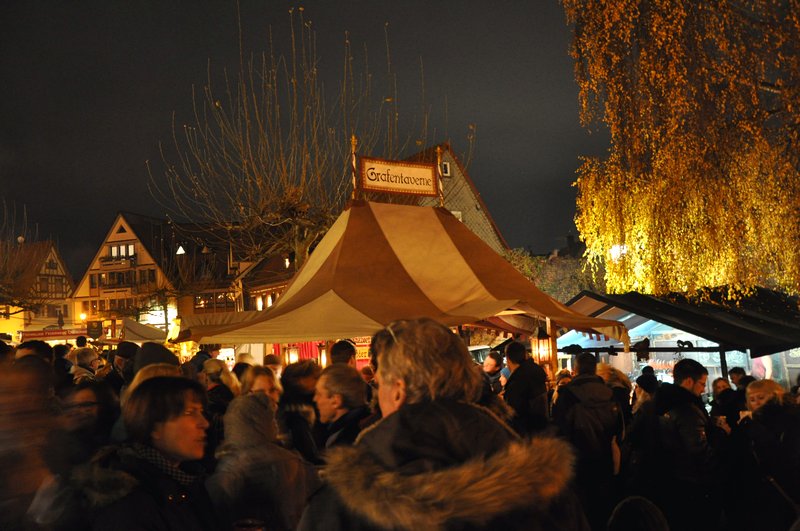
xmin=563 ymin=0 xmax=800 ymax=295
xmin=505 ymin=248 xmax=605 ymax=302
xmin=150 ymin=10 xmax=455 ymax=269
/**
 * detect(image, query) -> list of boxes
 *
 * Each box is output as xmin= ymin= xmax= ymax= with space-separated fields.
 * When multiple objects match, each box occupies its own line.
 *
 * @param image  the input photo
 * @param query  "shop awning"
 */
xmin=121 ymin=318 xmax=167 ymax=343
xmin=180 ymin=201 xmax=628 ymax=345
xmin=560 ymin=288 xmax=800 ymax=358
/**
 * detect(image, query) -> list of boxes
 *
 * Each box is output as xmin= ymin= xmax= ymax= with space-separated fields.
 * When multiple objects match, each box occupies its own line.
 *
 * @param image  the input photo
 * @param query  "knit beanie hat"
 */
xmin=636 ymin=373 xmax=659 ymax=395
xmin=134 ymin=342 xmax=179 ymax=375
xmin=115 ymin=341 xmax=139 ymax=360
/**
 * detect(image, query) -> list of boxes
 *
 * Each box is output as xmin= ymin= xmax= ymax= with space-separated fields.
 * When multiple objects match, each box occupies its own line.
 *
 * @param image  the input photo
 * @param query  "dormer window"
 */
xmin=109 ymin=244 xmax=135 ymax=259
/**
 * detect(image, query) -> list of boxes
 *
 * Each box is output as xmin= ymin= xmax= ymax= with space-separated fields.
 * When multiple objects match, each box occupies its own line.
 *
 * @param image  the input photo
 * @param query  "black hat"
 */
xmin=134 ymin=342 xmax=179 ymax=375
xmin=115 ymin=341 xmax=139 ymax=360
xmin=636 ymin=373 xmax=659 ymax=395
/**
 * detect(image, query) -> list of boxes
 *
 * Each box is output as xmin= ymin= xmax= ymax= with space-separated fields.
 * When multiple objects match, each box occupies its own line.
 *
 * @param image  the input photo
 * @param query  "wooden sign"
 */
xmin=360 ymin=157 xmax=438 ymax=197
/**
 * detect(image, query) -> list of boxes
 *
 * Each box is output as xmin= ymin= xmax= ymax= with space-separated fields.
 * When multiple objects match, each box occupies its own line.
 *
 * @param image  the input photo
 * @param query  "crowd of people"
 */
xmin=0 ymin=326 xmax=798 ymax=530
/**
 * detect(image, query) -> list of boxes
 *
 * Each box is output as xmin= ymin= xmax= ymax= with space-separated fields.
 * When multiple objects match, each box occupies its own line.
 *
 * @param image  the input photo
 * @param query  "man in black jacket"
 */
xmin=503 ymin=341 xmax=548 ymax=435
xmin=552 ymin=352 xmax=621 ymax=529
xmin=631 ymin=359 xmax=719 ymax=530
xmin=314 ymin=364 xmax=370 ymax=450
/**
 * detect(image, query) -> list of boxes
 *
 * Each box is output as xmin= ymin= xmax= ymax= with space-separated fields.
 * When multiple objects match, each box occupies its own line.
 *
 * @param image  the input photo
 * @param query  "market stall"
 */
xmin=179 ymin=201 xmax=629 ymax=370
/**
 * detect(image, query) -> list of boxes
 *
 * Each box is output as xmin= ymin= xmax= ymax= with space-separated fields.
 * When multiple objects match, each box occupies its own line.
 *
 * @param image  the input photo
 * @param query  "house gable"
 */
xmin=409 ymin=143 xmax=508 ymax=255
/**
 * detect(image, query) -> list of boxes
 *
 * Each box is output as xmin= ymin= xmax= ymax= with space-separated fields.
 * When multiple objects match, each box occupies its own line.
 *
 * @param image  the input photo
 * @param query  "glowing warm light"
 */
xmin=609 ymin=245 xmax=627 ymax=262
xmin=176 ymin=245 xmax=186 ymax=255
xmin=79 ymin=312 xmax=87 ymax=321
xmin=288 ymin=347 xmax=299 ymax=364
xmin=256 ymin=296 xmax=264 ymax=311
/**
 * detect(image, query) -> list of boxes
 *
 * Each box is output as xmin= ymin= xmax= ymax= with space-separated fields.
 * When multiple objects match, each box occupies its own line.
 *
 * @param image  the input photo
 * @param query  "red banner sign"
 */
xmin=21 ymin=328 xmax=88 ymax=341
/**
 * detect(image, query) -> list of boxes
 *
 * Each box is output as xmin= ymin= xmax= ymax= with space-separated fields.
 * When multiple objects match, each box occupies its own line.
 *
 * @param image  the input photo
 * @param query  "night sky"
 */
xmin=1 ymin=1 xmax=609 ymax=278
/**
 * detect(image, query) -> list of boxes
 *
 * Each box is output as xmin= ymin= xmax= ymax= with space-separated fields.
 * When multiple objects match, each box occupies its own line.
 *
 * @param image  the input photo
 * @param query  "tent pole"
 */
xmin=719 ymin=348 xmax=728 ymax=377
xmin=351 ymin=135 xmax=359 ymax=200
xmin=546 ymin=318 xmax=558 ymax=380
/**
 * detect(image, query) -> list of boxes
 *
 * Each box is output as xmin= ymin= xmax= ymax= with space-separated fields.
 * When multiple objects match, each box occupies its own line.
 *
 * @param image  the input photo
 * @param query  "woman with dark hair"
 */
xmin=299 ymin=318 xmax=587 ymax=531
xmin=89 ymin=377 xmax=220 ymax=530
xmin=278 ymin=360 xmax=323 ymax=465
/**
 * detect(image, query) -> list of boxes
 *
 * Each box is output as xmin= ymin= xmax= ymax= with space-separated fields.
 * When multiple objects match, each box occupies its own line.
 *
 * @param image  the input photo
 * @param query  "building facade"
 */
xmin=1 ymin=241 xmax=75 ymax=342
xmin=72 ymin=213 xmax=242 ymax=342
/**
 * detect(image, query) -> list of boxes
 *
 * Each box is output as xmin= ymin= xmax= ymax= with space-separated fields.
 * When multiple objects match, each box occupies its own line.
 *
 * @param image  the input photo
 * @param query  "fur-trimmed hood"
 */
xmin=322 ymin=401 xmax=575 ymax=531
xmin=70 ymin=446 xmax=140 ymax=509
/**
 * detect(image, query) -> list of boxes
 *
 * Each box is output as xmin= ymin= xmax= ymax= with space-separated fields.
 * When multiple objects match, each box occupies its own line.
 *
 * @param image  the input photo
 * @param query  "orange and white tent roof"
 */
xmin=180 ymin=201 xmax=628 ymax=345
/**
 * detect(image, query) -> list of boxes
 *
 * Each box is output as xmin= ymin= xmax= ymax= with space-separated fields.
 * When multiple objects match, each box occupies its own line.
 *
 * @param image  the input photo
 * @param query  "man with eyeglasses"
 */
xmin=72 ymin=347 xmax=101 ymax=384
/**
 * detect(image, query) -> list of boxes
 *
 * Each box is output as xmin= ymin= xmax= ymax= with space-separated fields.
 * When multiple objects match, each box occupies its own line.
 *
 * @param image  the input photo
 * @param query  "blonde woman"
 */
xmin=727 ymin=379 xmax=800 ymax=529
xmin=240 ymin=365 xmax=282 ymax=404
xmin=201 ymin=358 xmax=241 ymax=399
xmin=298 ymin=318 xmax=584 ymax=531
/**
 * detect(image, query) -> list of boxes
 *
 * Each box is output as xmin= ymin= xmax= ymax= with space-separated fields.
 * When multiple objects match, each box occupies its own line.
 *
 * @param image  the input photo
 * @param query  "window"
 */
xmin=194 ymin=291 xmax=236 ymax=312
xmin=39 ymin=277 xmax=49 ymax=293
xmin=99 ymin=300 xmax=106 ymax=311
xmin=54 ymin=277 xmax=63 ymax=294
xmin=110 ymin=299 xmax=117 ymax=310
xmin=149 ymin=269 xmax=156 ymax=283
xmin=90 ymin=274 xmax=97 ymax=289
xmin=108 ymin=244 xmax=135 ymax=259
xmin=62 ymin=304 xmax=69 ymax=318
xmin=82 ymin=301 xmax=90 ymax=313
xmin=90 ymin=300 xmax=98 ymax=313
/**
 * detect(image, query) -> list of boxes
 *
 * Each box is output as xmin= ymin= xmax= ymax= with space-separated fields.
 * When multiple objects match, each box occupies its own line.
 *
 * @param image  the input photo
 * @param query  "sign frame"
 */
xmin=359 ymin=157 xmax=439 ymax=197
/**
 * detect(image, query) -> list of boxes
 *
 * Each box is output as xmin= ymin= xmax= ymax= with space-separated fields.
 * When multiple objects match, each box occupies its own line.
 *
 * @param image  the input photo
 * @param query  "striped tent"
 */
xmin=180 ymin=200 xmax=628 ymax=345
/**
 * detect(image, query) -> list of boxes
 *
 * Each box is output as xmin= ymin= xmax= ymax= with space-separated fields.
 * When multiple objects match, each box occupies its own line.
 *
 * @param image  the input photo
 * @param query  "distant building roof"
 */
xmin=407 ymin=142 xmax=509 ymax=252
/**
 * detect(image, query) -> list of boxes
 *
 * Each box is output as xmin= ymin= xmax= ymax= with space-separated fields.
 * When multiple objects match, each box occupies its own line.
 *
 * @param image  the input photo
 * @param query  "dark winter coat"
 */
xmin=484 ymin=370 xmax=503 ymax=395
xmin=649 ymin=382 xmax=721 ymax=530
xmin=205 ymin=392 xmax=320 ymax=530
xmin=207 ymin=442 xmax=320 ymax=530
xmin=33 ymin=445 xmax=220 ymax=531
xmin=298 ymin=400 xmax=588 ymax=531
xmin=321 ymin=405 xmax=371 ymax=450
xmin=278 ymin=397 xmax=323 ymax=465
xmin=503 ymin=358 xmax=549 ymax=435
xmin=204 ymin=383 xmax=234 ymax=468
xmin=551 ymin=373 xmax=622 ymax=529
xmin=652 ymin=383 xmax=716 ymax=487
xmin=724 ymin=401 xmax=800 ymax=530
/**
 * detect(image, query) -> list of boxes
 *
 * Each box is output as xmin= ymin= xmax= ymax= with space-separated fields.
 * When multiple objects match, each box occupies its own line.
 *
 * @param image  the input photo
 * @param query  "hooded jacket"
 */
xmin=206 ymin=393 xmax=320 ymax=530
xmin=298 ymin=400 xmax=587 ymax=531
